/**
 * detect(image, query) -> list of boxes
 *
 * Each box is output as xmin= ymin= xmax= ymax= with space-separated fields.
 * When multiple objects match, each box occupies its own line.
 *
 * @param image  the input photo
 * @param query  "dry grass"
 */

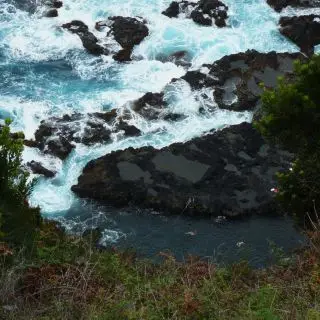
xmin=0 ymin=220 xmax=319 ymax=320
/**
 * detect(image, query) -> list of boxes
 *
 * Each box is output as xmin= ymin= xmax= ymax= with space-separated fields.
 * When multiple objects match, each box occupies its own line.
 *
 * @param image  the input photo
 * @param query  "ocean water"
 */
xmin=0 ymin=0 xmax=309 ymax=263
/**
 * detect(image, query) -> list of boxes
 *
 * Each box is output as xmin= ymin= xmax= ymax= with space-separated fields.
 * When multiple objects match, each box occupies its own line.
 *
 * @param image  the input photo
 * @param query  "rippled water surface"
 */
xmin=0 ymin=0 xmax=310 ymax=263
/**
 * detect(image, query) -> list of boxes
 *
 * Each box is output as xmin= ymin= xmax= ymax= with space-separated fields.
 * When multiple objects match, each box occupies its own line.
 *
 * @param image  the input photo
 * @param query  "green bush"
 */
xmin=0 ymin=119 xmax=41 ymax=247
xmin=255 ymin=55 xmax=320 ymax=224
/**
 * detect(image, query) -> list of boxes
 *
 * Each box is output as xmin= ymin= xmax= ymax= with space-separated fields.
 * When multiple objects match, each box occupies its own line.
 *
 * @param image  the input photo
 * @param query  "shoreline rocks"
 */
xmin=162 ymin=0 xmax=228 ymax=27
xmin=72 ymin=122 xmax=292 ymax=217
xmin=178 ymin=50 xmax=305 ymax=112
xmin=266 ymin=0 xmax=320 ymax=12
xmin=24 ymin=111 xmax=141 ymax=160
xmin=62 ymin=21 xmax=107 ymax=55
xmin=62 ymin=17 xmax=149 ymax=62
xmin=279 ymin=15 xmax=320 ymax=55
xmin=27 ymin=161 xmax=56 ymax=178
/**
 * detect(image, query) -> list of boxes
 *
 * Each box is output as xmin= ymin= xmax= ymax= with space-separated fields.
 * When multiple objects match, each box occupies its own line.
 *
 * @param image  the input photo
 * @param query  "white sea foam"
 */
xmin=0 ymin=0 xmax=305 ymax=230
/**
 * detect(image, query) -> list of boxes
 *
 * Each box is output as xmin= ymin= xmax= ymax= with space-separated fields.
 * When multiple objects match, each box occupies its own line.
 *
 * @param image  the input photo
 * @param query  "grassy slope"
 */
xmin=0 ymin=222 xmax=319 ymax=320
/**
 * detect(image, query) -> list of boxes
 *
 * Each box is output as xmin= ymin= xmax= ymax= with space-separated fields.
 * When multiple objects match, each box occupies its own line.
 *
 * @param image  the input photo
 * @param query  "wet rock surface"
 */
xmin=72 ymin=122 xmax=292 ymax=217
xmin=127 ymin=92 xmax=185 ymax=121
xmin=279 ymin=15 xmax=320 ymax=55
xmin=62 ymin=17 xmax=148 ymax=61
xmin=27 ymin=161 xmax=56 ymax=178
xmin=26 ymin=111 xmax=141 ymax=160
xmin=108 ymin=16 xmax=149 ymax=49
xmin=266 ymin=0 xmax=320 ymax=12
xmin=156 ymin=50 xmax=192 ymax=68
xmin=107 ymin=16 xmax=149 ymax=62
xmin=44 ymin=8 xmax=58 ymax=17
xmin=162 ymin=0 xmax=228 ymax=27
xmin=178 ymin=50 xmax=304 ymax=111
xmin=11 ymin=0 xmax=63 ymax=14
xmin=62 ymin=21 xmax=107 ymax=55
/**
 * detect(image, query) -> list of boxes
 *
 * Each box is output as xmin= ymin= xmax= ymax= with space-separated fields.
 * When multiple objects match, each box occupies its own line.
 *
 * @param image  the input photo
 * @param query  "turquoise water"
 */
xmin=0 ymin=0 xmax=311 ymax=262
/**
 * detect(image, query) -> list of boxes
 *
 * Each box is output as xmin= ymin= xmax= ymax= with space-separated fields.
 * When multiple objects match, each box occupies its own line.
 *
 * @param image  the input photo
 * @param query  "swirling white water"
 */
xmin=0 ymin=0 xmax=308 ymax=263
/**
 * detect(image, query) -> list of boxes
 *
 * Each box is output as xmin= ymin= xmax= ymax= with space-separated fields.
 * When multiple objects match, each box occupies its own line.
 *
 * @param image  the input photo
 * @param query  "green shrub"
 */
xmin=255 ymin=55 xmax=320 ymax=224
xmin=0 ymin=119 xmax=41 ymax=247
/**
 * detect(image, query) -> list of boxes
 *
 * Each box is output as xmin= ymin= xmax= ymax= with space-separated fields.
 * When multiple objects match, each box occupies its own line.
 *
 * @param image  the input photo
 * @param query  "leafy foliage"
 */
xmin=0 ymin=120 xmax=41 ymax=247
xmin=256 ymin=55 xmax=320 ymax=224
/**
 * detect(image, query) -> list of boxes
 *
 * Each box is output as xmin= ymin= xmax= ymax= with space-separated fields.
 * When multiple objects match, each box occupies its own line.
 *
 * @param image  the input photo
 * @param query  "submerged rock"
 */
xmin=156 ymin=50 xmax=192 ymax=68
xmin=11 ymin=0 xmax=38 ymax=13
xmin=266 ymin=0 xmax=320 ymax=12
xmin=72 ymin=122 xmax=292 ymax=217
xmin=27 ymin=161 xmax=56 ymax=178
xmin=162 ymin=0 xmax=228 ymax=27
xmin=279 ymin=15 xmax=320 ymax=55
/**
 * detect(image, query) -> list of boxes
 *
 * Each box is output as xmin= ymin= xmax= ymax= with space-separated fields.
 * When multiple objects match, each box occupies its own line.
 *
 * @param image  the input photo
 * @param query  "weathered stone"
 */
xmin=132 ymin=92 xmax=168 ymax=120
xmin=180 ymin=50 xmax=305 ymax=112
xmin=72 ymin=122 xmax=293 ymax=217
xmin=44 ymin=8 xmax=58 ymax=17
xmin=62 ymin=21 xmax=107 ymax=56
xmin=267 ymin=0 xmax=320 ymax=12
xmin=162 ymin=0 xmax=228 ymax=27
xmin=279 ymin=15 xmax=320 ymax=55
xmin=27 ymin=161 xmax=56 ymax=178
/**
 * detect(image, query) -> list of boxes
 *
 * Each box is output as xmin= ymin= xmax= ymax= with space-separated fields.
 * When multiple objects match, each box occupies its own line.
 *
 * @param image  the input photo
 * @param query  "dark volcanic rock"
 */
xmin=44 ymin=8 xmax=58 ymax=17
xmin=267 ymin=0 xmax=320 ymax=12
xmin=132 ymin=92 xmax=168 ymax=120
xmin=107 ymin=16 xmax=149 ymax=61
xmin=279 ymin=15 xmax=320 ymax=55
xmin=116 ymin=120 xmax=141 ymax=137
xmin=72 ymin=122 xmax=292 ymax=217
xmin=27 ymin=161 xmax=56 ymax=178
xmin=11 ymin=0 xmax=37 ymax=13
xmin=162 ymin=1 xmax=180 ymax=17
xmin=47 ymin=136 xmax=75 ymax=160
xmin=180 ymin=50 xmax=305 ymax=111
xmin=52 ymin=0 xmax=63 ymax=8
xmin=63 ymin=17 xmax=148 ymax=61
xmin=113 ymin=48 xmax=132 ymax=62
xmin=62 ymin=20 xmax=107 ymax=55
xmin=108 ymin=16 xmax=149 ymax=48
xmin=156 ymin=50 xmax=192 ymax=67
xmin=29 ymin=111 xmax=141 ymax=159
xmin=162 ymin=0 xmax=228 ymax=27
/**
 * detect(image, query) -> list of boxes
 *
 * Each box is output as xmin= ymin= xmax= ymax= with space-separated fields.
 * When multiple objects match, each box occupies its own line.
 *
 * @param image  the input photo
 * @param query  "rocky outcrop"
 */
xmin=44 ymin=0 xmax=63 ymax=18
xmin=132 ymin=92 xmax=168 ymax=120
xmin=266 ymin=0 xmax=320 ymax=12
xmin=125 ymin=92 xmax=185 ymax=121
xmin=11 ymin=0 xmax=63 ymax=14
xmin=162 ymin=0 xmax=228 ymax=27
xmin=72 ymin=122 xmax=292 ymax=217
xmin=27 ymin=161 xmax=56 ymax=178
xmin=44 ymin=9 xmax=58 ymax=17
xmin=156 ymin=50 xmax=192 ymax=68
xmin=11 ymin=0 xmax=38 ymax=13
xmin=279 ymin=15 xmax=320 ymax=55
xmin=61 ymin=21 xmax=107 ymax=55
xmin=25 ymin=111 xmax=141 ymax=160
xmin=106 ymin=16 xmax=149 ymax=62
xmin=108 ymin=16 xmax=149 ymax=50
xmin=177 ymin=50 xmax=304 ymax=112
xmin=62 ymin=17 xmax=148 ymax=61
